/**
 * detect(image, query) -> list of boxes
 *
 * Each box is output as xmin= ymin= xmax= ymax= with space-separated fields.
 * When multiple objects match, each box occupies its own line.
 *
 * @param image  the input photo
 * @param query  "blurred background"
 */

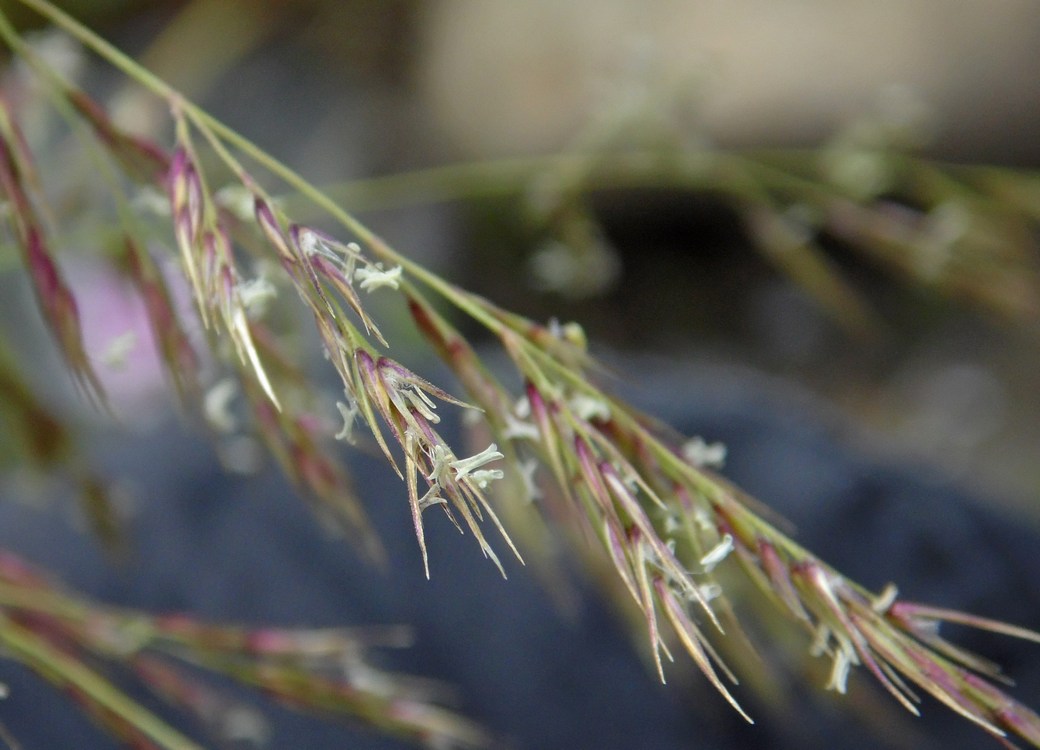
xmin=2 ymin=1 xmax=1040 ymax=748
xmin=5 ymin=0 xmax=1039 ymax=506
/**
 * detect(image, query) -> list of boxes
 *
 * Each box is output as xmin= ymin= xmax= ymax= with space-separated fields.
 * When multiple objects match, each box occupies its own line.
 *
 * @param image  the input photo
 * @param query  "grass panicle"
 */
xmin=0 ymin=2 xmax=1038 ymax=748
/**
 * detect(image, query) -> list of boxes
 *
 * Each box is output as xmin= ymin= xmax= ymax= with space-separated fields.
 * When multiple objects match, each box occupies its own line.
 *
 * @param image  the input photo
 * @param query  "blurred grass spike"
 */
xmin=0 ymin=99 xmax=107 ymax=407
xmin=118 ymin=237 xmax=200 ymax=405
xmin=64 ymin=87 xmax=169 ymax=183
xmin=0 ymin=552 xmax=490 ymax=749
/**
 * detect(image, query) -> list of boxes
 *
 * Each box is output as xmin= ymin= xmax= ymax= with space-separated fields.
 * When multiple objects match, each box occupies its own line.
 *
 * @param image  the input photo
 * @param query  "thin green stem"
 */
xmin=0 ymin=615 xmax=203 ymax=750
xmin=281 ymin=147 xmax=1039 ymax=220
xmin=14 ymin=0 xmax=178 ymax=101
xmin=0 ymin=7 xmax=153 ymax=249
xmin=0 ymin=583 xmax=97 ymax=622
xmin=12 ymin=1 xmax=515 ymax=337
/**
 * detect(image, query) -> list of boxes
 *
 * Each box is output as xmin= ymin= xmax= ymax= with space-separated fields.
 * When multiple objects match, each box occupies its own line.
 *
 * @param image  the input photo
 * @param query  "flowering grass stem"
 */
xmin=1 ymin=1 xmax=1040 ymax=747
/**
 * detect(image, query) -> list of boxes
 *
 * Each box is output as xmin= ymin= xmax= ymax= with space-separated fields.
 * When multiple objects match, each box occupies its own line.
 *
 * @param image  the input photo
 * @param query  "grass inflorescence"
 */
xmin=0 ymin=1 xmax=1039 ymax=748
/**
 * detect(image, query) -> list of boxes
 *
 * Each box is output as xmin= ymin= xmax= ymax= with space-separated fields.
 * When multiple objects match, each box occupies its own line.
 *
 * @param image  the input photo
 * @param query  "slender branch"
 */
xmin=0 ymin=615 xmax=204 ymax=750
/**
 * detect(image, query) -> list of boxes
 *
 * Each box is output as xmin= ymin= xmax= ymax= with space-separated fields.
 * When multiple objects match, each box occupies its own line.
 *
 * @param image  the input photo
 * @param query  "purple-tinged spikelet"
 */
xmin=65 ymin=88 xmax=169 ymax=183
xmin=120 ymin=238 xmax=199 ymax=402
xmin=22 ymin=226 xmax=106 ymax=403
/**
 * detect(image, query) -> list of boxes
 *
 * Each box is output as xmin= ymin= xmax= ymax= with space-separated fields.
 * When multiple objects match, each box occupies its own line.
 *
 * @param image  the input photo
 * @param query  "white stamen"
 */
xmin=451 ymin=443 xmax=504 ymax=481
xmin=693 ymin=507 xmax=715 ymax=532
xmin=204 ymin=378 xmax=238 ymax=433
xmin=214 ymin=184 xmax=256 ymax=221
xmin=401 ymin=386 xmax=440 ymax=423
xmin=237 ymin=276 xmax=277 ymax=318
xmin=297 ymin=228 xmax=319 ymax=257
xmin=503 ymin=413 xmax=539 ymax=441
xmin=296 ymin=228 xmax=344 ymax=264
xmin=381 ymin=369 xmax=440 ymax=424
xmin=682 ymin=437 xmax=727 ymax=469
xmin=518 ymin=458 xmax=542 ymax=502
xmin=871 ymin=583 xmax=899 ymax=613
xmin=826 ymin=639 xmax=858 ymax=694
xmin=559 ymin=320 xmax=587 ymax=350
xmin=513 ymin=395 xmax=531 ymax=419
xmin=699 ymin=533 xmax=734 ymax=572
xmin=426 ymin=444 xmax=454 ymax=488
xmin=469 ymin=469 xmax=505 ymax=489
xmin=355 ymin=263 xmax=402 ymax=292
xmin=334 ymin=399 xmax=359 ymax=443
xmin=698 ymin=583 xmax=723 ymax=602
xmin=912 ymin=618 xmax=943 ymax=638
xmin=571 ymin=393 xmax=610 ymax=422
xmin=100 ymin=330 xmax=138 ymax=368
xmin=418 ymin=491 xmax=447 ymax=512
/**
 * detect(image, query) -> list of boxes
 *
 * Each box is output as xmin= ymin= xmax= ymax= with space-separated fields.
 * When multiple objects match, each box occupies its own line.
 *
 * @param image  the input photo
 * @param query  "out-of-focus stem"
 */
xmin=0 ymin=615 xmax=203 ymax=750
